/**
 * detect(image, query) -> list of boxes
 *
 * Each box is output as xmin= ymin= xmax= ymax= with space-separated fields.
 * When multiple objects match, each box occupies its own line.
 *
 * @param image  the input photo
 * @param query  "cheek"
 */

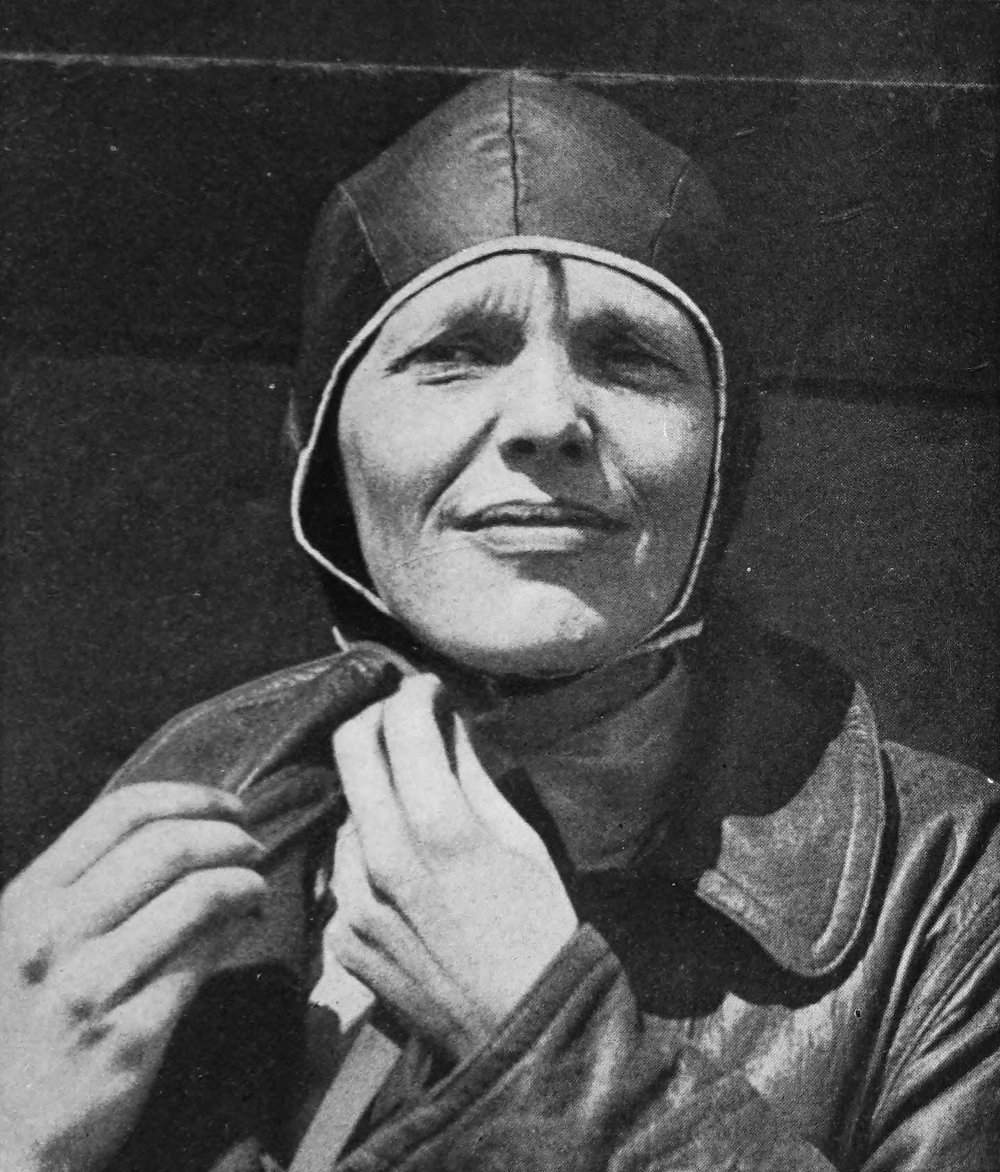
xmin=339 ymin=419 xmax=414 ymax=567
xmin=613 ymin=401 xmax=715 ymax=514
xmin=608 ymin=401 xmax=715 ymax=607
xmin=338 ymin=388 xmax=473 ymax=567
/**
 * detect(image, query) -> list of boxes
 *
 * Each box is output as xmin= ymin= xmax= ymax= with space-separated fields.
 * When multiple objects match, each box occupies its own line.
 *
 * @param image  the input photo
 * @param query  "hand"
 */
xmin=327 ymin=675 xmax=578 ymax=1062
xmin=0 ymin=783 xmax=267 ymax=1172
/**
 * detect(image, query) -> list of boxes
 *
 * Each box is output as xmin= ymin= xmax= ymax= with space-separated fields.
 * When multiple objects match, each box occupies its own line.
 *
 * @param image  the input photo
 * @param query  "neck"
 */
xmin=462 ymin=650 xmax=691 ymax=872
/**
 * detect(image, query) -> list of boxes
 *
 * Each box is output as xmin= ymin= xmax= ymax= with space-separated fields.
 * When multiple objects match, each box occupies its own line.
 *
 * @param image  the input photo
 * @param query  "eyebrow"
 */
xmin=378 ymin=296 xmax=527 ymax=370
xmin=375 ymin=275 xmax=705 ymax=380
xmin=575 ymin=305 xmax=701 ymax=378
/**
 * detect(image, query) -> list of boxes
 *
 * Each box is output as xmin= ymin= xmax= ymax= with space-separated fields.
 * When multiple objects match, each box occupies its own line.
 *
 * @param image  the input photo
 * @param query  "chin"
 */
xmin=403 ymin=597 xmax=641 ymax=679
xmin=439 ymin=638 xmax=603 ymax=679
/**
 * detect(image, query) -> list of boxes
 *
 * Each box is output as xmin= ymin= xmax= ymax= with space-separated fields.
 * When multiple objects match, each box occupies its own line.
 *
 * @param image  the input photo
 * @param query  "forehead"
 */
xmin=371 ymin=252 xmax=705 ymax=349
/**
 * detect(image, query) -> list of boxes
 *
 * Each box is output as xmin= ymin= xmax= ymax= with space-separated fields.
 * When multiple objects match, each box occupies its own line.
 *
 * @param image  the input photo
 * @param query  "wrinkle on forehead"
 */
xmin=365 ymin=250 xmax=707 ymax=380
xmin=371 ymin=253 xmax=560 ymax=357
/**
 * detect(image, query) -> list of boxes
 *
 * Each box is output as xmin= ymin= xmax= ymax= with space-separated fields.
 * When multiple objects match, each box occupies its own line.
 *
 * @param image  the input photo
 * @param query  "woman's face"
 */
xmin=338 ymin=253 xmax=715 ymax=676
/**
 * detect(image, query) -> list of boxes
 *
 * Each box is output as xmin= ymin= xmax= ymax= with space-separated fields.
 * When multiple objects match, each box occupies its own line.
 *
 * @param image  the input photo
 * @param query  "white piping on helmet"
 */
xmin=291 ymin=235 xmax=727 ymax=661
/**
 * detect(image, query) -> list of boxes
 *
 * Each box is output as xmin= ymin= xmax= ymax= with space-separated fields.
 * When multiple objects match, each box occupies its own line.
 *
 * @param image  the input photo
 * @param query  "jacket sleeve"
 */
xmin=334 ymin=925 xmax=837 ymax=1172
xmin=858 ymin=888 xmax=1000 ymax=1172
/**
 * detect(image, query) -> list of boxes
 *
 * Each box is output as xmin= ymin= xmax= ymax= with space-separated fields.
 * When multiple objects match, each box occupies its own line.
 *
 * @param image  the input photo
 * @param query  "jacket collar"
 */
xmin=638 ymin=621 xmax=887 ymax=978
xmin=338 ymin=625 xmax=887 ymax=981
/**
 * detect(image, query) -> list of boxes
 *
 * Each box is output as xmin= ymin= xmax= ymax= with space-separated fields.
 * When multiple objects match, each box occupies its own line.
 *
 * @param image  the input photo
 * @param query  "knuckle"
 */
xmin=365 ymin=854 xmax=409 ymax=896
xmin=145 ymin=821 xmax=200 ymax=872
xmin=168 ymin=868 xmax=227 ymax=917
xmin=218 ymin=824 xmax=263 ymax=861
xmin=46 ymin=965 xmax=107 ymax=1028
xmin=327 ymin=932 xmax=368 ymax=979
xmin=63 ymin=991 xmax=100 ymax=1026
xmin=334 ymin=885 xmax=380 ymax=936
xmin=403 ymin=802 xmax=444 ymax=840
xmin=354 ymin=894 xmax=392 ymax=941
xmin=325 ymin=919 xmax=356 ymax=962
xmin=0 ymin=891 xmax=55 ymax=975
xmin=416 ymin=812 xmax=478 ymax=854
xmin=104 ymin=1005 xmax=173 ymax=1071
xmin=16 ymin=939 xmax=53 ymax=986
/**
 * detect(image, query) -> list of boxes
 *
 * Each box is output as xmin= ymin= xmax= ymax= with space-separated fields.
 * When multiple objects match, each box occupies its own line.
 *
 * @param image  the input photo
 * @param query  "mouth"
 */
xmin=454 ymin=500 xmax=628 ymax=533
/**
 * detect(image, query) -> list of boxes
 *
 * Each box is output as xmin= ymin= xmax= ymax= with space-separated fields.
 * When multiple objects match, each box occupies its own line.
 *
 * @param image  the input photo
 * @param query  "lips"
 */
xmin=454 ymin=500 xmax=627 ymax=533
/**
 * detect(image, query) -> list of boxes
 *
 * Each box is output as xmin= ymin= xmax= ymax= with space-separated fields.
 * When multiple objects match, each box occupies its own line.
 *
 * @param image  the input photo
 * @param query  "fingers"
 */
xmin=452 ymin=716 xmax=534 ymax=842
xmin=326 ymin=821 xmax=410 ymax=1010
xmin=334 ymin=682 xmax=469 ymax=887
xmin=65 ymin=909 xmax=262 ymax=1088
xmin=66 ymin=865 xmax=266 ymax=1017
xmin=26 ymin=783 xmax=247 ymax=889
xmin=109 ymin=912 xmax=258 ymax=1056
xmin=335 ymin=676 xmax=476 ymax=846
xmin=326 ymin=824 xmax=447 ymax=1033
xmin=3 ymin=795 xmax=263 ymax=982
xmin=61 ymin=818 xmax=264 ymax=939
xmin=330 ymin=819 xmax=369 ymax=919
xmin=329 ymin=820 xmax=406 ymax=946
xmin=332 ymin=705 xmax=402 ymax=865
xmin=325 ymin=820 xmax=500 ymax=1058
xmin=380 ymin=676 xmax=469 ymax=841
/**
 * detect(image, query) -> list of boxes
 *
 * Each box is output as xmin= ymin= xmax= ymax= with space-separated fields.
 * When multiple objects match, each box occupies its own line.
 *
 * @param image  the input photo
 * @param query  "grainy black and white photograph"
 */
xmin=1 ymin=4 xmax=998 ymax=1169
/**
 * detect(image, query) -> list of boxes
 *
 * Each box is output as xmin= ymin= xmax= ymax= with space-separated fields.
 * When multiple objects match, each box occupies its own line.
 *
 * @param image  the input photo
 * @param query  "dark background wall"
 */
xmin=2 ymin=2 xmax=998 ymax=881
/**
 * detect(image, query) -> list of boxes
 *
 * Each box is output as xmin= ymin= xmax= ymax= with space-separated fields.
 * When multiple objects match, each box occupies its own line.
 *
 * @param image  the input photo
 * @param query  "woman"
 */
xmin=2 ymin=74 xmax=998 ymax=1172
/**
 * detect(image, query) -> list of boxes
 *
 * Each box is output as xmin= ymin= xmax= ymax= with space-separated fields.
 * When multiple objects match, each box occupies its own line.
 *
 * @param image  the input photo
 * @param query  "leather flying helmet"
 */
xmin=289 ymin=72 xmax=756 ymax=667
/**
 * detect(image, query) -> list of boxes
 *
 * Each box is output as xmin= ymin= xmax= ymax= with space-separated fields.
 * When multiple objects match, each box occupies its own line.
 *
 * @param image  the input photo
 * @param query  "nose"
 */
xmin=493 ymin=345 xmax=593 ymax=464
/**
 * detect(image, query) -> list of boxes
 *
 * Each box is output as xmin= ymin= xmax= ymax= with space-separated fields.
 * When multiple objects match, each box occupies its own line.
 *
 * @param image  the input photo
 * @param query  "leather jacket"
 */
xmin=101 ymin=625 xmax=1000 ymax=1172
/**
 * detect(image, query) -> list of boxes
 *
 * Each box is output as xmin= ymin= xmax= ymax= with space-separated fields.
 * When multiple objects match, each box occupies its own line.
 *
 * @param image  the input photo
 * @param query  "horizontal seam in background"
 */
xmin=0 ymin=51 xmax=996 ymax=91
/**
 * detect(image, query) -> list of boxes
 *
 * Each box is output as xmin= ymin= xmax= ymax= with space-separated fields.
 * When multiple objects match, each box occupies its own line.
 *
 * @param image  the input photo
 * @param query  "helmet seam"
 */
xmin=506 ymin=75 xmax=522 ymax=235
xmin=338 ymin=181 xmax=390 ymax=287
xmin=665 ymin=159 xmax=693 ymax=218
xmin=649 ymin=160 xmax=693 ymax=265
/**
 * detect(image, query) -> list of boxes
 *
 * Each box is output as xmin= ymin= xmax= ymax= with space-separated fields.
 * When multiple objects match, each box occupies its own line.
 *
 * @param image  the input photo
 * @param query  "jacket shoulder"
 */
xmin=883 ymin=740 xmax=997 ymax=825
xmin=103 ymin=644 xmax=403 ymax=797
xmin=881 ymin=740 xmax=1000 ymax=926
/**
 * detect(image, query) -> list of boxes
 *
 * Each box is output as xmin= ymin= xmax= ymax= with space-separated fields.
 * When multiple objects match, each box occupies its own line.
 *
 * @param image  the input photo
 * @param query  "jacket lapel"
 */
xmin=641 ymin=622 xmax=887 ymax=978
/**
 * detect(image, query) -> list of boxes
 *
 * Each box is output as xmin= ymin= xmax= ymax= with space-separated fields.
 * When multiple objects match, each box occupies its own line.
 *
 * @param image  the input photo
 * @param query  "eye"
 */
xmin=589 ymin=337 xmax=687 ymax=389
xmin=605 ymin=341 xmax=661 ymax=367
xmin=389 ymin=339 xmax=497 ymax=384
